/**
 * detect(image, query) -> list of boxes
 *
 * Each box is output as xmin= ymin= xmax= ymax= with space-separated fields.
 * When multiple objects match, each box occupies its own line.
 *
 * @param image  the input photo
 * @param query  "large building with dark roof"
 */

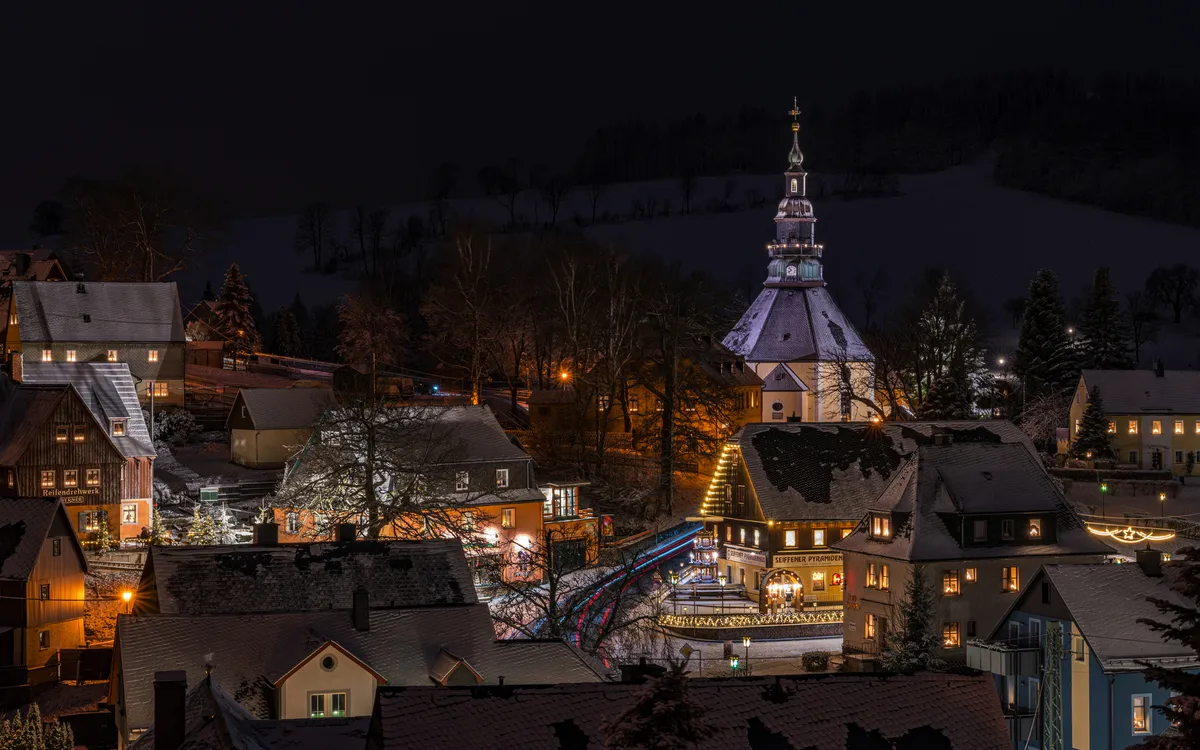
xmin=722 ymin=102 xmax=874 ymax=423
xmin=4 ymin=280 xmax=186 ymax=406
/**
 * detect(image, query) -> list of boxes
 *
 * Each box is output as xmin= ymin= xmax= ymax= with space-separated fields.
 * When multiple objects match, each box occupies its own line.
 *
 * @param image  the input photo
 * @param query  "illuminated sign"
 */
xmin=1086 ymin=524 xmax=1175 ymax=544
xmin=772 ymin=552 xmax=842 ymax=566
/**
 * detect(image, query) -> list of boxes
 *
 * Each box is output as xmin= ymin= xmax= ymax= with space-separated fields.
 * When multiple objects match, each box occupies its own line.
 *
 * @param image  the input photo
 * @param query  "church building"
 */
xmin=722 ymin=101 xmax=875 ymax=422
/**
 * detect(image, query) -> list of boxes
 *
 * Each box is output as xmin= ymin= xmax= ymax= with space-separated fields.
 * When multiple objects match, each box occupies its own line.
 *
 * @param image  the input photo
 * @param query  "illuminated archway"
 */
xmin=759 ymin=569 xmax=803 ymax=614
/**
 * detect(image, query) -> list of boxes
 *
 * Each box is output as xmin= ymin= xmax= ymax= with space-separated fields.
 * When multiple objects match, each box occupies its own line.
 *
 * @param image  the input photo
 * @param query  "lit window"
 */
xmin=790 ymin=178 xmax=798 ymax=193
xmin=1152 ymin=420 xmax=1162 ymax=435
xmin=943 ymin=622 xmax=960 ymax=647
xmin=111 ymin=419 xmax=126 ymax=437
xmin=811 ymin=571 xmax=825 ymax=591
xmin=40 ymin=471 xmax=54 ymax=489
xmin=51 ymin=539 xmax=61 ymax=557
xmin=1074 ymin=419 xmax=1080 ymax=434
xmin=725 ymin=525 xmax=732 ymax=542
xmin=1175 ymin=420 xmax=1185 ymax=435
xmin=867 ymin=562 xmax=878 ymax=588
xmin=501 ymin=508 xmax=515 ymax=529
xmin=107 ymin=350 xmax=118 ymax=362
xmin=880 ymin=564 xmax=890 ymax=591
xmin=1129 ymin=420 xmax=1138 ymax=435
xmin=40 ymin=584 xmax=50 ymax=601
xmin=965 ymin=567 xmax=977 ymax=583
xmin=784 ymin=529 xmax=796 ymax=547
xmin=37 ymin=631 xmax=49 ymax=650
xmin=753 ymin=529 xmax=760 ymax=546
xmin=943 ymin=569 xmax=960 ymax=595
xmin=85 ymin=468 xmax=100 ymax=487
xmin=1196 ymin=421 xmax=1200 ymax=435
xmin=495 ymin=469 xmax=509 ymax=489
xmin=1002 ymin=566 xmax=1020 ymax=592
xmin=1028 ymin=519 xmax=1041 ymax=538
xmin=865 ymin=613 xmax=878 ymax=640
xmin=72 ymin=424 xmax=85 ymax=442
xmin=739 ymin=527 xmax=746 ymax=545
xmin=973 ymin=519 xmax=987 ymax=541
xmin=41 ymin=350 xmax=51 ymax=362
xmin=841 ymin=528 xmax=853 ymax=538
xmin=813 ymin=529 xmax=826 ymax=547
xmin=455 ymin=471 xmax=469 ymax=492
xmin=308 ymin=692 xmax=346 ymax=719
xmin=122 ymin=504 xmax=137 ymax=524
xmin=152 ymin=382 xmax=169 ymax=398
xmin=148 ymin=350 xmax=159 ymax=363
xmin=871 ymin=515 xmax=890 ymax=538
xmin=62 ymin=470 xmax=77 ymax=489
xmin=629 ymin=396 xmax=639 ymax=413
xmin=1107 ymin=421 xmax=1115 ymax=434
xmin=286 ymin=512 xmax=299 ymax=534
xmin=65 ymin=350 xmax=76 ymax=362
xmin=1132 ymin=694 xmax=1151 ymax=734
xmin=598 ymin=394 xmax=610 ymax=412
xmin=1001 ymin=519 xmax=1015 ymax=540
xmin=463 ymin=511 xmax=475 ymax=531
xmin=5 ymin=471 xmax=11 ymax=489
xmin=7 ymin=312 xmax=14 ymax=326
xmin=55 ymin=424 xmax=68 ymax=443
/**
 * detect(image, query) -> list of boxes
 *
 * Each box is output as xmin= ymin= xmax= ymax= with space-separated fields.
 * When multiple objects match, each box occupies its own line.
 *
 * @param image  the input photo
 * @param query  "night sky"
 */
xmin=2 ymin=0 xmax=1197 ymax=242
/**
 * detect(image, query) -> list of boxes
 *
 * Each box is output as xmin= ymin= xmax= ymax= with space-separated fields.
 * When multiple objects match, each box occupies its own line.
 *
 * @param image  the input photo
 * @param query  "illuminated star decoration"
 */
xmin=1085 ymin=524 xmax=1175 ymax=543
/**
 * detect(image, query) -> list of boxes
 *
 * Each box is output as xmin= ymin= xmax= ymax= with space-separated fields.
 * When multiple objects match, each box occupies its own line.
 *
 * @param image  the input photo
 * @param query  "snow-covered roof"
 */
xmin=722 ymin=285 xmax=873 ymax=363
xmin=1082 ymin=369 xmax=1200 ymax=414
xmin=21 ymin=362 xmax=155 ymax=458
xmin=12 ymin=280 xmax=184 ymax=343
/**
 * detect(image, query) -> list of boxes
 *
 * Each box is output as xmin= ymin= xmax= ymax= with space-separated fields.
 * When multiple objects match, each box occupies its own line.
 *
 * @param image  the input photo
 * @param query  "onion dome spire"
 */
xmin=787 ymin=96 xmax=804 ymax=169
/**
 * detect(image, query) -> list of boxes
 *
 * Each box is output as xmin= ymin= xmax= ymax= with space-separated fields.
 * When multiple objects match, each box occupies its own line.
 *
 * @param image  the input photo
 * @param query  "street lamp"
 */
xmin=730 ymin=655 xmax=740 ymax=671
xmin=742 ymin=635 xmax=751 ymax=670
xmin=122 ymin=590 xmax=133 ymax=614
xmin=1160 ymin=491 xmax=1167 ymax=518
xmin=718 ymin=573 xmax=726 ymax=616
xmin=669 ymin=570 xmax=679 ymax=616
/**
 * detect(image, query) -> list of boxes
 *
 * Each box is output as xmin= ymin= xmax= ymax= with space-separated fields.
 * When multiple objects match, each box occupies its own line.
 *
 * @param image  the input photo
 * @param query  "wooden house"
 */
xmin=226 ymin=387 xmax=335 ymax=468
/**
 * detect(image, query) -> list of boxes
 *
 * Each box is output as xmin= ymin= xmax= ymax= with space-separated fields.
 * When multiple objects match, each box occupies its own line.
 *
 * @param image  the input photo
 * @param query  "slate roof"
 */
xmin=723 ymin=285 xmax=873 ymax=363
xmin=0 ymin=497 xmax=86 ymax=580
xmin=0 ymin=384 xmax=70 ymax=465
xmin=21 ymin=362 xmax=155 ymax=457
xmin=527 ymin=389 xmax=576 ymax=405
xmin=135 ymin=539 xmax=479 ymax=616
xmin=367 ymin=673 xmax=1009 ymax=750
xmin=1082 ymin=369 xmax=1200 ymax=414
xmin=117 ymin=605 xmax=608 ymax=731
xmin=11 ymin=280 xmax=184 ymax=343
xmin=737 ymin=421 xmax=1035 ymax=522
xmin=228 ymin=388 xmax=336 ymax=431
xmin=1037 ymin=563 xmax=1199 ymax=671
xmin=0 ymin=251 xmax=65 ymax=283
xmin=761 ymin=362 xmax=808 ymax=392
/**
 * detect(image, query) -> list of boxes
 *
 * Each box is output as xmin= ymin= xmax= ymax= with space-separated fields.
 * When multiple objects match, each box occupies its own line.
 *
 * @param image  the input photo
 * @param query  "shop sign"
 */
xmin=772 ymin=552 xmax=842 ymax=567
xmin=724 ymin=545 xmax=767 ymax=567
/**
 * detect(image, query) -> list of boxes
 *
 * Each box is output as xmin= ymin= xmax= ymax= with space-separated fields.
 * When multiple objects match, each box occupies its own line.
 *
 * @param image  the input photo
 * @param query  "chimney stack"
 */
xmin=252 ymin=522 xmax=279 ymax=546
xmin=153 ymin=671 xmax=187 ymax=750
xmin=1136 ymin=547 xmax=1163 ymax=578
xmin=352 ymin=587 xmax=369 ymax=631
xmin=336 ymin=522 xmax=357 ymax=542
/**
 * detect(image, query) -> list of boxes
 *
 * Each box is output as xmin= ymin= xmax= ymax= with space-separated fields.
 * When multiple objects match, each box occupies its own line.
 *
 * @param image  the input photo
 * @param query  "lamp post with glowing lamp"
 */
xmin=122 ymin=590 xmax=133 ymax=614
xmin=742 ymin=635 xmax=751 ymax=670
xmin=669 ymin=570 xmax=679 ymax=615
xmin=1160 ymin=491 xmax=1167 ymax=518
xmin=717 ymin=573 xmax=726 ymax=616
xmin=730 ymin=655 xmax=740 ymax=671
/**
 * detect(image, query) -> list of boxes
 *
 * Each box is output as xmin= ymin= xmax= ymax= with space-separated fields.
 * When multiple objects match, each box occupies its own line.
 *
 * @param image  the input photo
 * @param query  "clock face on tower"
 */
xmin=785 ymin=265 xmax=797 ymax=278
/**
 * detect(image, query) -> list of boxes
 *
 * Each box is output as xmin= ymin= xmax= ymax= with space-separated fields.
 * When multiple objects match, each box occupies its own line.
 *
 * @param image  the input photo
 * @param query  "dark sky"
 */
xmin=2 ymin=0 xmax=1196 ymax=241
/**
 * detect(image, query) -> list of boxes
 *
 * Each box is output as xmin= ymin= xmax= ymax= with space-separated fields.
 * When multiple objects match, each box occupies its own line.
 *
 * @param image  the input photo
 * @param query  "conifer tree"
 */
xmin=882 ymin=565 xmax=945 ymax=674
xmin=1078 ymin=267 xmax=1133 ymax=370
xmin=91 ymin=512 xmax=117 ymax=555
xmin=1016 ymin=269 xmax=1078 ymax=397
xmin=0 ymin=704 xmax=75 ymax=749
xmin=1072 ymin=386 xmax=1115 ymax=461
xmin=917 ymin=365 xmax=975 ymax=420
xmin=214 ymin=263 xmax=261 ymax=368
xmin=1135 ymin=550 xmax=1200 ymax=749
xmin=186 ymin=506 xmax=218 ymax=545
xmin=603 ymin=664 xmax=711 ymax=750
xmin=272 ymin=307 xmax=303 ymax=357
xmin=148 ymin=509 xmax=170 ymax=545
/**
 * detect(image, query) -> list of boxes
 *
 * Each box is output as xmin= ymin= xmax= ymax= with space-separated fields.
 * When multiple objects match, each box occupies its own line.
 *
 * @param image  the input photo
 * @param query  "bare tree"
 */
xmin=854 ymin=268 xmax=887 ymax=332
xmin=1145 ymin=263 xmax=1199 ymax=324
xmin=1126 ymin=290 xmax=1160 ymax=365
xmin=427 ymin=161 xmax=459 ymax=237
xmin=478 ymin=158 xmax=524 ymax=228
xmin=295 ymin=202 xmax=337 ymax=271
xmin=539 ymin=174 xmax=571 ymax=226
xmin=335 ymin=293 xmax=407 ymax=390
xmin=678 ymin=170 xmax=698 ymax=215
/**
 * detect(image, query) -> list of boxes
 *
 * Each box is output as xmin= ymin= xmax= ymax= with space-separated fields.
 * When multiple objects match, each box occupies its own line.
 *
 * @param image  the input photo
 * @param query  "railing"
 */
xmin=768 ymin=243 xmax=823 ymax=258
xmin=965 ymin=639 xmax=1041 ymax=676
xmin=659 ymin=609 xmax=842 ymax=629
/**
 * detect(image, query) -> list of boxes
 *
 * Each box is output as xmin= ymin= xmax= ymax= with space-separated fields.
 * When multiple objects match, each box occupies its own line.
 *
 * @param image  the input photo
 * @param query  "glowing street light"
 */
xmin=1160 ymin=491 xmax=1168 ymax=518
xmin=730 ymin=655 xmax=740 ymax=670
xmin=122 ymin=589 xmax=133 ymax=614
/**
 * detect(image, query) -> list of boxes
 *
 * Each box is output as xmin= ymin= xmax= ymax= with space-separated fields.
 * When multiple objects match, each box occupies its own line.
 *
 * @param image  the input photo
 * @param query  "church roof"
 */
xmin=722 ymin=286 xmax=873 ymax=363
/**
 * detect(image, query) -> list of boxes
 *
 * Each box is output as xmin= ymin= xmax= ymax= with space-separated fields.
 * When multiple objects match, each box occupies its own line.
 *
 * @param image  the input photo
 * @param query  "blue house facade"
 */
xmin=967 ymin=551 xmax=1198 ymax=749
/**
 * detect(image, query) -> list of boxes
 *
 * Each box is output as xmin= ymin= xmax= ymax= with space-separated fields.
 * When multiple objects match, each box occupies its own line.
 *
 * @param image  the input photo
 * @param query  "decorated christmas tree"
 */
xmin=1016 ymin=269 xmax=1079 ymax=396
xmin=1072 ymin=386 xmax=1115 ymax=461
xmin=1135 ymin=549 xmax=1200 ymax=749
xmin=882 ymin=565 xmax=945 ymax=674
xmin=186 ymin=506 xmax=218 ymax=545
xmin=1078 ymin=267 xmax=1134 ymax=370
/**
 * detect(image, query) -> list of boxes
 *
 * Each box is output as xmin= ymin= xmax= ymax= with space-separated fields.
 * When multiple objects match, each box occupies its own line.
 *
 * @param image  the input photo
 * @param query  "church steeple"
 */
xmin=766 ymin=98 xmax=823 ymax=288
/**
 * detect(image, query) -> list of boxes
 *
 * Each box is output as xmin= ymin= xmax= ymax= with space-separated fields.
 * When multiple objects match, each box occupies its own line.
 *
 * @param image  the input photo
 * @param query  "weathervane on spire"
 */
xmin=787 ymin=96 xmax=804 ymax=168
xmin=789 ymin=96 xmax=801 ymax=133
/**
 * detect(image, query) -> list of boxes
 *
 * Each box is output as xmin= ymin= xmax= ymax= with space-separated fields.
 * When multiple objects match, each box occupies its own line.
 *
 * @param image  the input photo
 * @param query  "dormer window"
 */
xmin=111 ymin=419 xmax=126 ymax=437
xmin=107 ymin=350 xmax=118 ymax=362
xmin=871 ymin=515 xmax=890 ymax=538
xmin=65 ymin=350 xmax=76 ymax=362
xmin=72 ymin=424 xmax=85 ymax=442
xmin=55 ymin=424 xmax=68 ymax=443
xmin=148 ymin=350 xmax=159 ymax=363
xmin=41 ymin=350 xmax=51 ymax=362
xmin=1028 ymin=519 xmax=1041 ymax=538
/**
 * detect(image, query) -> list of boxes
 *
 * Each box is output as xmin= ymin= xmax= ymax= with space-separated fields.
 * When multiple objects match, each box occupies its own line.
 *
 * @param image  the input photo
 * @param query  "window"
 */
xmin=62 ymin=470 xmax=77 ymax=489
xmin=597 ymin=394 xmax=610 ymax=411
xmin=871 ymin=515 xmax=890 ymax=538
xmin=753 ymin=529 xmax=760 ymax=546
xmin=1129 ymin=450 xmax=1139 ymax=464
xmin=501 ymin=508 xmax=515 ymax=529
xmin=65 ymin=350 xmax=76 ymax=362
xmin=1028 ymin=518 xmax=1041 ymax=538
xmin=37 ymin=631 xmax=49 ymax=650
xmin=1152 ymin=420 xmax=1162 ymax=435
xmin=790 ymin=178 xmax=798 ymax=193
xmin=1175 ymin=420 xmax=1185 ymax=435
xmin=867 ymin=562 xmax=878 ymax=588
xmin=1074 ymin=418 xmax=1080 ymax=435
xmin=495 ymin=469 xmax=509 ymax=489
xmin=865 ymin=613 xmax=878 ymax=640
xmin=122 ymin=504 xmax=137 ymax=525
xmin=1132 ymin=694 xmax=1151 ymax=734
xmin=309 ymin=692 xmax=348 ymax=719
xmin=1001 ymin=519 xmax=1015 ymax=540
xmin=40 ymin=349 xmax=51 ymax=362
xmin=148 ymin=350 xmax=159 ymax=363
xmin=85 ymin=468 xmax=100 ymax=487
xmin=1108 ymin=421 xmax=1116 ymax=434
xmin=1002 ymin=566 xmax=1020 ymax=592
xmin=784 ymin=529 xmax=797 ymax=547
xmin=1073 ymin=637 xmax=1086 ymax=662
xmin=965 ymin=567 xmax=977 ymax=583
xmin=107 ymin=349 xmax=118 ymax=362
xmin=967 ymin=621 xmax=977 ymax=638
xmin=51 ymin=539 xmax=61 ymax=557
xmin=880 ymin=564 xmax=890 ymax=591
xmin=943 ymin=622 xmax=960 ymax=647
xmin=813 ymin=529 xmax=826 ymax=547
xmin=462 ymin=511 xmax=475 ymax=531
xmin=841 ymin=527 xmax=853 ymax=538
xmin=455 ymin=471 xmax=469 ymax=492
xmin=111 ymin=419 xmax=126 ymax=437
xmin=55 ymin=424 xmax=68 ymax=442
xmin=286 ymin=512 xmax=299 ymax=534
xmin=6 ymin=312 xmax=14 ymax=326
xmin=152 ymin=382 xmax=169 ymax=398
xmin=78 ymin=511 xmax=101 ymax=533
xmin=972 ymin=519 xmax=987 ymax=541
xmin=811 ymin=571 xmax=825 ymax=591
xmin=1129 ymin=420 xmax=1139 ymax=435
xmin=1196 ymin=421 xmax=1200 ymax=435
xmin=4 ymin=471 xmax=11 ymax=489
xmin=39 ymin=584 xmax=50 ymax=601
xmin=40 ymin=471 xmax=55 ymax=489
xmin=73 ymin=424 xmax=85 ymax=442
xmin=1177 ymin=451 xmax=1185 ymax=464
xmin=943 ymin=569 xmax=960 ymax=595
xmin=739 ymin=527 xmax=746 ymax=545
xmin=321 ymin=655 xmax=337 ymax=671
xmin=725 ymin=525 xmax=732 ymax=542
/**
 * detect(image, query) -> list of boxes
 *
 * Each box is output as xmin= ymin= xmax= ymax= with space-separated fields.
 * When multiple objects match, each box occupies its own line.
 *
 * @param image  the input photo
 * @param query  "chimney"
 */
xmin=153 ymin=671 xmax=187 ymax=750
xmin=932 ymin=432 xmax=954 ymax=446
xmin=1136 ymin=547 xmax=1163 ymax=577
xmin=336 ymin=522 xmax=357 ymax=542
xmin=74 ymin=273 xmax=86 ymax=294
xmin=352 ymin=587 xmax=369 ymax=631
xmin=1155 ymin=359 xmax=1165 ymax=378
xmin=252 ymin=522 xmax=278 ymax=546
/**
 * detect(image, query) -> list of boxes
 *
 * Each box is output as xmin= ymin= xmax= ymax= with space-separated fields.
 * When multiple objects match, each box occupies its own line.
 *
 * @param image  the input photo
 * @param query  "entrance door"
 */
xmin=1152 ymin=450 xmax=1164 ymax=470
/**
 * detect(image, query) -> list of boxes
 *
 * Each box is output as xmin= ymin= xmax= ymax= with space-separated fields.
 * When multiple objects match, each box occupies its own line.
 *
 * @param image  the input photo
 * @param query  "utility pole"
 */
xmin=1043 ymin=620 xmax=1064 ymax=750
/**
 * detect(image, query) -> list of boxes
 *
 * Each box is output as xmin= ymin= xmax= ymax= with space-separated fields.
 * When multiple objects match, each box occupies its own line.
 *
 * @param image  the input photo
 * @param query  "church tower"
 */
xmin=722 ymin=99 xmax=875 ymax=422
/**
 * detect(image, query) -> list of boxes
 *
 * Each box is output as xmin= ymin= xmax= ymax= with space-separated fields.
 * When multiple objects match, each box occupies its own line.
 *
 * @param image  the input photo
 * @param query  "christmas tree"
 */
xmin=148 ymin=509 xmax=170 ymax=545
xmin=214 ymin=263 xmax=261 ymax=368
xmin=1078 ymin=267 xmax=1134 ymax=370
xmin=1135 ymin=549 xmax=1200 ymax=749
xmin=603 ymin=664 xmax=711 ymax=750
xmin=882 ymin=565 xmax=945 ymax=674
xmin=1072 ymin=386 xmax=1115 ymax=461
xmin=186 ymin=506 xmax=218 ymax=545
xmin=1016 ymin=268 xmax=1079 ymax=396
xmin=90 ymin=512 xmax=117 ymax=554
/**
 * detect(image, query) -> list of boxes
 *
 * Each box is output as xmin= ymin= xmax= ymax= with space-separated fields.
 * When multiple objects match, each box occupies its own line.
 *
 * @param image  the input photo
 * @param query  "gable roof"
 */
xmin=0 ymin=497 xmax=87 ymax=580
xmin=116 ymin=605 xmax=608 ymax=731
xmin=367 ymin=673 xmax=1009 ymax=750
xmin=129 ymin=674 xmax=273 ymax=750
xmin=723 ymin=285 xmax=873 ymax=363
xmin=228 ymin=388 xmax=336 ymax=431
xmin=12 ymin=280 xmax=184 ymax=343
xmin=21 ymin=362 xmax=155 ymax=457
xmin=135 ymin=539 xmax=479 ymax=616
xmin=0 ymin=384 xmax=70 ymax=465
xmin=429 ymin=648 xmax=484 ymax=686
xmin=1082 ymin=369 xmax=1200 ymax=414
xmin=272 ymin=639 xmax=388 ymax=687
xmin=761 ymin=362 xmax=808 ymax=392
xmin=0 ymin=251 xmax=66 ymax=283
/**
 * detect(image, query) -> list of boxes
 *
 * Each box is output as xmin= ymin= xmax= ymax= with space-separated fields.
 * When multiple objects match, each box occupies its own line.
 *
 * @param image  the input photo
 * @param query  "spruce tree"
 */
xmin=882 ymin=565 xmax=945 ymax=674
xmin=603 ymin=664 xmax=711 ymax=750
xmin=1072 ymin=386 xmax=1115 ymax=460
xmin=917 ymin=366 xmax=975 ymax=420
xmin=911 ymin=273 xmax=986 ymax=416
xmin=1016 ymin=269 xmax=1079 ymax=396
xmin=148 ymin=509 xmax=170 ymax=545
xmin=272 ymin=308 xmax=303 ymax=357
xmin=186 ymin=506 xmax=218 ymax=545
xmin=1135 ymin=551 xmax=1200 ymax=749
xmin=214 ymin=263 xmax=261 ymax=367
xmin=1078 ymin=267 xmax=1133 ymax=370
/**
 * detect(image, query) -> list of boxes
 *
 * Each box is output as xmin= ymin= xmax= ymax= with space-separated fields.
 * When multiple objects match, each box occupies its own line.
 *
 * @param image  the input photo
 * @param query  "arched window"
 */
xmin=789 ymin=178 xmax=798 ymax=193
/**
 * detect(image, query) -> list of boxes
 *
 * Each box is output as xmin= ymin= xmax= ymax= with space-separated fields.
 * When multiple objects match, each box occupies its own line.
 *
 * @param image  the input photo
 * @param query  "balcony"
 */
xmin=965 ymin=639 xmax=1040 ymax=677
xmin=767 ymin=242 xmax=823 ymax=259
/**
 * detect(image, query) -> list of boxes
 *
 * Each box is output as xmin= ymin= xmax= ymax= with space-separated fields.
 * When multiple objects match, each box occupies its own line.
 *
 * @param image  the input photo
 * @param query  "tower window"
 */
xmin=790 ymin=178 xmax=798 ymax=193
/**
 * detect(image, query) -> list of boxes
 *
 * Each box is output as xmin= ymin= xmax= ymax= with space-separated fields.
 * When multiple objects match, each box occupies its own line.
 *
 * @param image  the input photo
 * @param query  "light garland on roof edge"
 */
xmin=1086 ymin=524 xmax=1175 ymax=544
